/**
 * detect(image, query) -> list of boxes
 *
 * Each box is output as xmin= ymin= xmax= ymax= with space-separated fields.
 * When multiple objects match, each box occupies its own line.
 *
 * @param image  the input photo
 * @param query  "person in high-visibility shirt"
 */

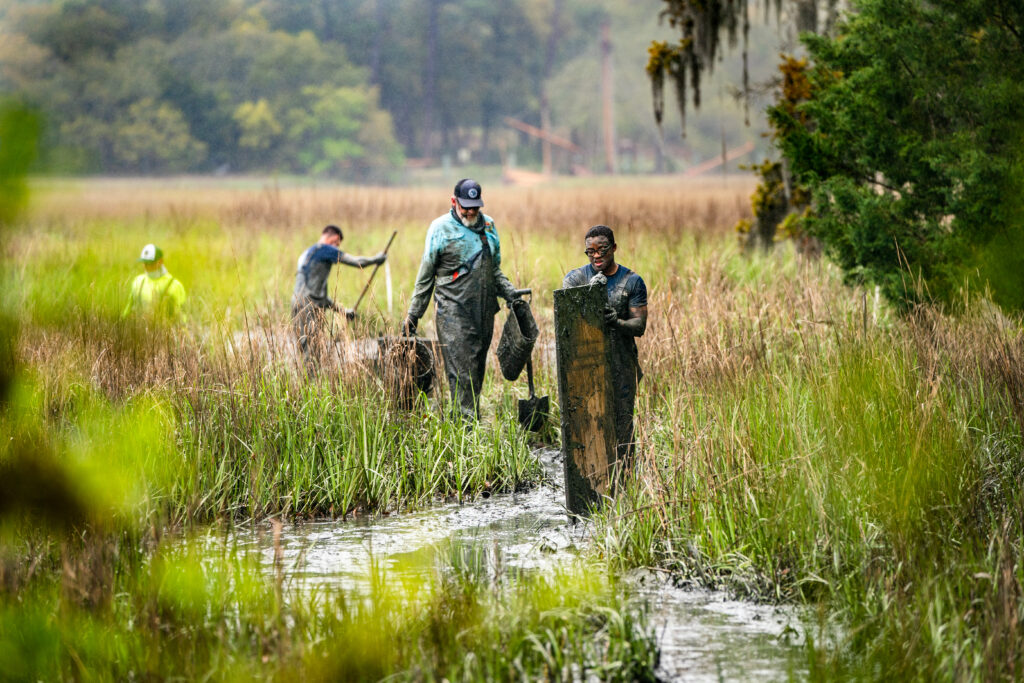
xmin=122 ymin=243 xmax=187 ymax=321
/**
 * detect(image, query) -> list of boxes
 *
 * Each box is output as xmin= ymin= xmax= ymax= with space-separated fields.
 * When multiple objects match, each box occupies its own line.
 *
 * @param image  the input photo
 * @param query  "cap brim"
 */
xmin=458 ymin=198 xmax=484 ymax=208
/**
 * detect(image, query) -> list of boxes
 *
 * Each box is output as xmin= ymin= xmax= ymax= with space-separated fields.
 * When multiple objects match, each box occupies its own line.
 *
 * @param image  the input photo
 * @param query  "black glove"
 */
xmin=402 ymin=315 xmax=418 ymax=336
xmin=373 ymin=251 xmax=387 ymax=265
xmin=603 ymin=304 xmax=618 ymax=327
xmin=345 ymin=308 xmax=357 ymax=321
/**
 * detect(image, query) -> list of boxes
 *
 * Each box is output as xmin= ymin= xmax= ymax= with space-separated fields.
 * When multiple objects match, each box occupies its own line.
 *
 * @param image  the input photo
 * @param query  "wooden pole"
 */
xmin=352 ymin=231 xmax=397 ymax=313
xmin=600 ymin=20 xmax=617 ymax=174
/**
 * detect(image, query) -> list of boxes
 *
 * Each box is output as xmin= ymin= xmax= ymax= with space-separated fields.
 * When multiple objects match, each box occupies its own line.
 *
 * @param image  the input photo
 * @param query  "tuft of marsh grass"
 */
xmin=175 ymin=365 xmax=541 ymax=521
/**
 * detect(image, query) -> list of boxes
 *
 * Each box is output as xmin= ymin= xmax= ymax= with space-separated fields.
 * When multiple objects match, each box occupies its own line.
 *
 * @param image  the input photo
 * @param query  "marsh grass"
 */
xmin=8 ymin=177 xmax=1024 ymax=679
xmin=175 ymin=366 xmax=541 ymax=521
xmin=590 ymin=246 xmax=1024 ymax=679
xmin=2 ymin=531 xmax=658 ymax=682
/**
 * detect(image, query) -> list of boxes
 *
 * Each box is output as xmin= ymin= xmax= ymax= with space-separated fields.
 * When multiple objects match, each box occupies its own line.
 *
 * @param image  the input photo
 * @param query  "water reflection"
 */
xmin=224 ymin=449 xmax=806 ymax=680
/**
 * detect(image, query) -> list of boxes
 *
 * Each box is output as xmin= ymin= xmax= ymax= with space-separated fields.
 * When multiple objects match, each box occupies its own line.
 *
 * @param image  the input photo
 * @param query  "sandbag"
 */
xmin=496 ymin=298 xmax=538 ymax=381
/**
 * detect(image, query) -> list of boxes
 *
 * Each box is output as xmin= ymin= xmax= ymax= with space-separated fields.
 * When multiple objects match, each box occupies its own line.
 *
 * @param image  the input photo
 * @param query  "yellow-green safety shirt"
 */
xmin=122 ymin=271 xmax=187 ymax=321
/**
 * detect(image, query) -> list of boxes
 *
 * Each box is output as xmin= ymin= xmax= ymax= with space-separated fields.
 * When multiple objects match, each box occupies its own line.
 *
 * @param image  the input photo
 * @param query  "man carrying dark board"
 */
xmin=562 ymin=224 xmax=648 ymax=469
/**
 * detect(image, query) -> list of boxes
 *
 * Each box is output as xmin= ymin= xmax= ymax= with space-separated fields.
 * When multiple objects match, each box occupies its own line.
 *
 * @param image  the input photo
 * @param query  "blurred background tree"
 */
xmin=649 ymin=0 xmax=1024 ymax=312
xmin=0 ymin=0 xmax=774 ymax=178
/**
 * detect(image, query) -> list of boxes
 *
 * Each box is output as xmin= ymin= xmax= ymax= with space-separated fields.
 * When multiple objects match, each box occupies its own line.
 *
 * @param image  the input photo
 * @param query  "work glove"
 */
xmin=589 ymin=272 xmax=607 ymax=287
xmin=373 ymin=251 xmax=387 ymax=265
xmin=344 ymin=308 xmax=357 ymax=321
xmin=401 ymin=315 xmax=418 ymax=336
xmin=603 ymin=304 xmax=619 ymax=327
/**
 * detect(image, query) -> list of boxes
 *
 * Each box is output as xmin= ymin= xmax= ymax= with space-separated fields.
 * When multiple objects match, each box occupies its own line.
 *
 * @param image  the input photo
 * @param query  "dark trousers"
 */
xmin=437 ymin=314 xmax=494 ymax=420
xmin=612 ymin=358 xmax=640 ymax=478
xmin=292 ymin=300 xmax=328 ymax=368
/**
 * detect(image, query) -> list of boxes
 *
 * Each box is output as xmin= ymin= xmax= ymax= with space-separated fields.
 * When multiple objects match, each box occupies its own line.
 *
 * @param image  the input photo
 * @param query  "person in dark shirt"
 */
xmin=562 ymin=224 xmax=648 ymax=470
xmin=292 ymin=224 xmax=385 ymax=367
xmin=401 ymin=179 xmax=522 ymax=420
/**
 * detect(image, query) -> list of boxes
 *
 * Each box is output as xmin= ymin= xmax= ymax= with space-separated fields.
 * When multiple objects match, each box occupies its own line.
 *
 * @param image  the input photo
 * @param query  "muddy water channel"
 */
xmin=229 ymin=450 xmax=806 ymax=681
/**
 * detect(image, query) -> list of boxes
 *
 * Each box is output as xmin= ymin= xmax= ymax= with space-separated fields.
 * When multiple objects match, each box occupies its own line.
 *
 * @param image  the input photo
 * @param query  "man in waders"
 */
xmin=563 ymin=225 xmax=648 ymax=469
xmin=292 ymin=224 xmax=386 ymax=367
xmin=122 ymin=243 xmax=188 ymax=321
xmin=402 ymin=179 xmax=522 ymax=420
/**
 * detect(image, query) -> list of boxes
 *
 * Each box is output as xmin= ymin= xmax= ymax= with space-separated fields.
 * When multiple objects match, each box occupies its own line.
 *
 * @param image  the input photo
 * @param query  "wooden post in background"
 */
xmin=554 ymin=284 xmax=617 ymax=515
xmin=600 ymin=19 xmax=617 ymax=174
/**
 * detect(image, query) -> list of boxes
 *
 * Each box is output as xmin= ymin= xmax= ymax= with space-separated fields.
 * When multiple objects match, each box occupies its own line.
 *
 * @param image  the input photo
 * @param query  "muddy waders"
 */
xmin=405 ymin=210 xmax=517 ymax=421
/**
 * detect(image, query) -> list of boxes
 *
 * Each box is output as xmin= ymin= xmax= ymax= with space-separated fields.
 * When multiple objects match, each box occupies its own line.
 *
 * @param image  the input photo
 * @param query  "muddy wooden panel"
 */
xmin=554 ymin=284 xmax=617 ymax=515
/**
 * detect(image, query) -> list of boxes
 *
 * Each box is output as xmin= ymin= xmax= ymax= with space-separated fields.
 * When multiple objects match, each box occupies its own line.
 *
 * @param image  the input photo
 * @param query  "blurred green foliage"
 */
xmin=0 ymin=102 xmax=39 ymax=227
xmin=1 ymin=0 xmax=403 ymax=178
xmin=1 ymin=536 xmax=657 ymax=681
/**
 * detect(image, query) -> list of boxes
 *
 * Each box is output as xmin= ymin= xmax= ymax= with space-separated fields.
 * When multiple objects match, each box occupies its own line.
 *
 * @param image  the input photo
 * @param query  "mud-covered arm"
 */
xmin=406 ymin=242 xmax=438 ymax=321
xmin=613 ymin=305 xmax=647 ymax=337
xmin=606 ymin=274 xmax=648 ymax=337
xmin=490 ymin=232 xmax=519 ymax=301
xmin=562 ymin=268 xmax=589 ymax=288
xmin=338 ymin=251 xmax=386 ymax=268
xmin=494 ymin=264 xmax=518 ymax=301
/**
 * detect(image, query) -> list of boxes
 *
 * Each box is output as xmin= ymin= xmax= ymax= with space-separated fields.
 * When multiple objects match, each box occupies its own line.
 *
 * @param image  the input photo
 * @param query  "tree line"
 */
xmin=0 ymin=0 xmax=644 ymax=178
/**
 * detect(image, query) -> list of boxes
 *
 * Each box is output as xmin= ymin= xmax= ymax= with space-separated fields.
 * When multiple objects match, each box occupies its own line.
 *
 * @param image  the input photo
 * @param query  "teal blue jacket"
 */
xmin=407 ymin=209 xmax=516 ymax=323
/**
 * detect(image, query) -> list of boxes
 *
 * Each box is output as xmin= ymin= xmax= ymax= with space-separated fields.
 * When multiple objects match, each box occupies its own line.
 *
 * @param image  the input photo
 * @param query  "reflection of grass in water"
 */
xmin=1 ymin=531 xmax=658 ymax=681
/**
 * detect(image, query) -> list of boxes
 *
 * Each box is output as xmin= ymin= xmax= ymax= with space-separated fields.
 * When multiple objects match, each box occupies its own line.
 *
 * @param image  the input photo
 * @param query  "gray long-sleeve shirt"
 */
xmin=292 ymin=243 xmax=375 ymax=310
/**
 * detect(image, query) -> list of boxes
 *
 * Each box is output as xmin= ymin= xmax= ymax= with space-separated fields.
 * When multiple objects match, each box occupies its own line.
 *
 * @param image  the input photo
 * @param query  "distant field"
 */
xmin=28 ymin=173 xmax=756 ymax=231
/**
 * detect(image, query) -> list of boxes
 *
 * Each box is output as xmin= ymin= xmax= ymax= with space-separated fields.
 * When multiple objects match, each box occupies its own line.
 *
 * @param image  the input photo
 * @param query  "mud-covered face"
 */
xmin=585 ymin=236 xmax=616 ymax=274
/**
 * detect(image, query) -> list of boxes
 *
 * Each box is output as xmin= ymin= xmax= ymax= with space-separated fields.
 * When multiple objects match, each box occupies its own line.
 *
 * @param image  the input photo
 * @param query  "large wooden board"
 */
xmin=554 ymin=284 xmax=617 ymax=515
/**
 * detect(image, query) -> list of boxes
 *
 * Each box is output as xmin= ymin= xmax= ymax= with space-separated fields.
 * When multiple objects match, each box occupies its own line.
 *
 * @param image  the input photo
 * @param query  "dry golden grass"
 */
xmin=29 ymin=175 xmax=757 ymax=235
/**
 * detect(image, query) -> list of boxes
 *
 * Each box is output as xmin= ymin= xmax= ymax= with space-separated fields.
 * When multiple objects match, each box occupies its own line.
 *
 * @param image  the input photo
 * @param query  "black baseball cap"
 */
xmin=454 ymin=178 xmax=484 ymax=208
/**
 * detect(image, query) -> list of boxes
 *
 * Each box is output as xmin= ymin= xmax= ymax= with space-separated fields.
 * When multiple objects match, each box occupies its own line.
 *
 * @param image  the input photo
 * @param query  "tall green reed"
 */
xmin=175 ymin=363 xmax=541 ymax=522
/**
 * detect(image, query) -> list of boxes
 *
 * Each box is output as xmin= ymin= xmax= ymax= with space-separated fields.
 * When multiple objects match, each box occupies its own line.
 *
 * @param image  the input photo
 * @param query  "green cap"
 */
xmin=138 ymin=243 xmax=163 ymax=263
